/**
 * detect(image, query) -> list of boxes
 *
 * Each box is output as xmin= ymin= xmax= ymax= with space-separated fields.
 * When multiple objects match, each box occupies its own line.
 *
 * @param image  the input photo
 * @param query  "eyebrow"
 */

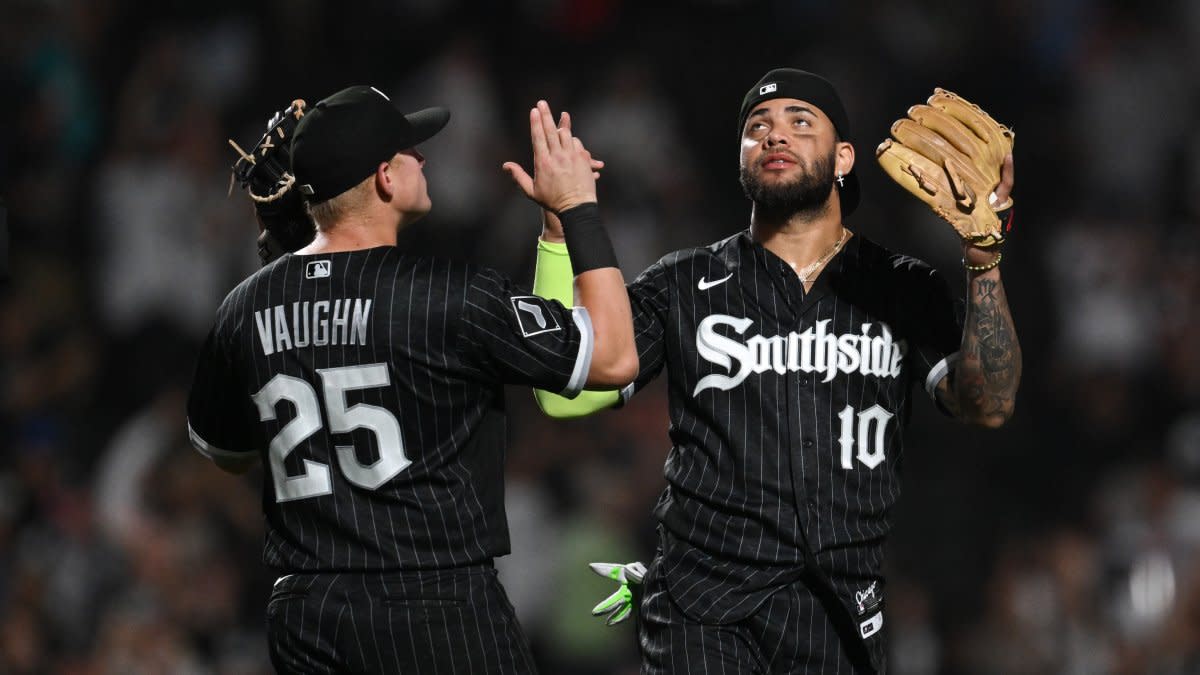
xmin=749 ymin=105 xmax=817 ymax=120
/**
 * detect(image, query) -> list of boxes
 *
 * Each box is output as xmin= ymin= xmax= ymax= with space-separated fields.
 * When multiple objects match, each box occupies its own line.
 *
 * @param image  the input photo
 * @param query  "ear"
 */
xmin=374 ymin=159 xmax=395 ymax=200
xmin=835 ymin=141 xmax=856 ymax=177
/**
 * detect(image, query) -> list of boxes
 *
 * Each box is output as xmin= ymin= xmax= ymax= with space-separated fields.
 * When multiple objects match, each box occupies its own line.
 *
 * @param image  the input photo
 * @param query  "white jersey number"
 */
xmin=252 ymin=364 xmax=410 ymax=502
xmin=837 ymin=404 xmax=894 ymax=470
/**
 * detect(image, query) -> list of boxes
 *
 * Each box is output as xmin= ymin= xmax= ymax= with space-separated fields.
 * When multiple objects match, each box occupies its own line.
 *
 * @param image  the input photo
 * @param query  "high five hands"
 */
xmin=503 ymin=101 xmax=604 ymax=240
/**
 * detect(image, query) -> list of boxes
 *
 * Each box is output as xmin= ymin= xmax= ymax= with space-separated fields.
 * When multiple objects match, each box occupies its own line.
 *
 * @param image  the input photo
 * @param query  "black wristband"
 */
xmin=559 ymin=202 xmax=619 ymax=274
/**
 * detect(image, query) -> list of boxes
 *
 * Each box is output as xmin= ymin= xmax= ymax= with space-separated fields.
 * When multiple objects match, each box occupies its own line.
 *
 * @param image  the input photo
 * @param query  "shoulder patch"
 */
xmin=510 ymin=296 xmax=562 ymax=337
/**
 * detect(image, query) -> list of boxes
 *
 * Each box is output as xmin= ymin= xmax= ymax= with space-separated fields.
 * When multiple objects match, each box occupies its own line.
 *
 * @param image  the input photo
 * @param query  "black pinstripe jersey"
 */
xmin=622 ymin=230 xmax=960 ymax=622
xmin=186 ymin=247 xmax=593 ymax=572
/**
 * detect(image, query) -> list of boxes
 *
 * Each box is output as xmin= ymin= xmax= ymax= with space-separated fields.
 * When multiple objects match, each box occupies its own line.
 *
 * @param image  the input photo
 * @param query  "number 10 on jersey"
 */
xmin=837 ymin=404 xmax=893 ymax=470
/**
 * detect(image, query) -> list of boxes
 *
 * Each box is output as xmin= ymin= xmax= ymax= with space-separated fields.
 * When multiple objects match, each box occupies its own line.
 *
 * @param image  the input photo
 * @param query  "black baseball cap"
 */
xmin=290 ymin=85 xmax=450 ymax=203
xmin=738 ymin=68 xmax=860 ymax=215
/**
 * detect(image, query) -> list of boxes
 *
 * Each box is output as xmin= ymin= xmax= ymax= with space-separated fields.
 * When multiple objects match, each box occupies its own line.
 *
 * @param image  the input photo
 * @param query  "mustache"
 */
xmin=758 ymin=150 xmax=802 ymax=168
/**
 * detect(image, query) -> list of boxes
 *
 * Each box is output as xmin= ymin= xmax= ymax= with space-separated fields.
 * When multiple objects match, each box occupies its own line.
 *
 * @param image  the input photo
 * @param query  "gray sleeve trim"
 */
xmin=924 ymin=352 xmax=958 ymax=402
xmin=187 ymin=421 xmax=256 ymax=461
xmin=562 ymin=307 xmax=594 ymax=398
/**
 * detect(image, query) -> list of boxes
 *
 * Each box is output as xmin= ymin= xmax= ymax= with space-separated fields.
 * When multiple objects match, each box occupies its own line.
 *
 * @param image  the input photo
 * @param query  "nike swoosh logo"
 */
xmin=697 ymin=273 xmax=734 ymax=291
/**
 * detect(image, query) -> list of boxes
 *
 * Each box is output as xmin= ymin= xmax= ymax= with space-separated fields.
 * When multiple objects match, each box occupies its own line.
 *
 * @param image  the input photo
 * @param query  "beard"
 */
xmin=739 ymin=148 xmax=837 ymax=220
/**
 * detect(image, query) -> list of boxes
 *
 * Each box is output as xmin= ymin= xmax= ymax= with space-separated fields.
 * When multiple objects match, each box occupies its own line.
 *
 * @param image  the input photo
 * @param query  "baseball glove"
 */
xmin=229 ymin=99 xmax=315 ymax=265
xmin=876 ymin=89 xmax=1014 ymax=248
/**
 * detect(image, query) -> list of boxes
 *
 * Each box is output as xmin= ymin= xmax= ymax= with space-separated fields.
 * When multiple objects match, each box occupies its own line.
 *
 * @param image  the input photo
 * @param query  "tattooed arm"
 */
xmin=935 ymin=154 xmax=1021 ymax=427
xmin=935 ymin=262 xmax=1022 ymax=427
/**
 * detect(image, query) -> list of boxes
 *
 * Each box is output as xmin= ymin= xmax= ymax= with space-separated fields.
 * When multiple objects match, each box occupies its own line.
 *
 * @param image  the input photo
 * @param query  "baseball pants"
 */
xmin=636 ymin=557 xmax=886 ymax=674
xmin=266 ymin=563 xmax=537 ymax=674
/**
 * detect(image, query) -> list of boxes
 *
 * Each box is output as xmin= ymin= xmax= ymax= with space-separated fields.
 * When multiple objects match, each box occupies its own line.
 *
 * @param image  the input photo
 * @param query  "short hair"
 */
xmin=305 ymin=174 xmax=373 ymax=231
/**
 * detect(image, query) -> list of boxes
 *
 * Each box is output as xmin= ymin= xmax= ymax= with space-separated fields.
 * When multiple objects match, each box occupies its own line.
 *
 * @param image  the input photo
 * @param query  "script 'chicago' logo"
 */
xmin=693 ymin=315 xmax=905 ymax=395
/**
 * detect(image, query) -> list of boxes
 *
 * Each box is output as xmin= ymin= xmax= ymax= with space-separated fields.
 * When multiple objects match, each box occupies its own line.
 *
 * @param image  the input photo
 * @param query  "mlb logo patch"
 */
xmin=510 ymin=296 xmax=561 ymax=337
xmin=306 ymin=260 xmax=331 ymax=279
xmin=759 ymin=83 xmax=777 ymax=95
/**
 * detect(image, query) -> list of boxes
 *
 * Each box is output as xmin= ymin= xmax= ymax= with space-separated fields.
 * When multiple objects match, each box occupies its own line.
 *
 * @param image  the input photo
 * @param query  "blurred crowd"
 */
xmin=2 ymin=0 xmax=1198 ymax=673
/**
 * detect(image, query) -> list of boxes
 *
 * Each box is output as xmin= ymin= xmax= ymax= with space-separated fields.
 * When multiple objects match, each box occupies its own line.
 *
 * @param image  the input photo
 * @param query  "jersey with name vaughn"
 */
xmin=187 ymin=247 xmax=593 ymax=572
xmin=620 ymin=230 xmax=960 ymax=623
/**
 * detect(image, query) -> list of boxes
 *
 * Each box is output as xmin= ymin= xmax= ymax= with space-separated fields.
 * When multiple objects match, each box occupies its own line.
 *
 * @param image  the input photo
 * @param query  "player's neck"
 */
xmin=295 ymin=213 xmax=401 ymax=255
xmin=751 ymin=200 xmax=849 ymax=273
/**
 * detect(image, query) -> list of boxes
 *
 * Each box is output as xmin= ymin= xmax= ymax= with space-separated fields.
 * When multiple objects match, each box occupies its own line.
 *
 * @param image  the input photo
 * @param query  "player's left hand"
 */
xmin=588 ymin=561 xmax=646 ymax=626
xmin=964 ymin=153 xmax=1013 ymax=266
xmin=229 ymin=98 xmax=317 ymax=265
xmin=876 ymin=89 xmax=1015 ymax=250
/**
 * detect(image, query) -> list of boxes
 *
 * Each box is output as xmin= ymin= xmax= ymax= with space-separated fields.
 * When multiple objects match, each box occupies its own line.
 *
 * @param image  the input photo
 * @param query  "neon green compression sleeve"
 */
xmin=532 ymin=239 xmax=621 ymax=418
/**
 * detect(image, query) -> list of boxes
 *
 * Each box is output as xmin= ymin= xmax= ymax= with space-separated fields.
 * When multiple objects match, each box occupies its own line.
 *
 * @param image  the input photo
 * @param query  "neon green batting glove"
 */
xmin=588 ymin=561 xmax=647 ymax=626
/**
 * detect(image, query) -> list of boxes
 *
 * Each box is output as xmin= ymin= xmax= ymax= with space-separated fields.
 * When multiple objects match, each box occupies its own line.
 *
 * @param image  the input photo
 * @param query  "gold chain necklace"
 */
xmin=794 ymin=228 xmax=848 ymax=283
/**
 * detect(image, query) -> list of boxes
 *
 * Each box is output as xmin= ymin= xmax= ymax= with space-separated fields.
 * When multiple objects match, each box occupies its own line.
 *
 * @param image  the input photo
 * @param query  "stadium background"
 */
xmin=2 ymin=0 xmax=1199 ymax=672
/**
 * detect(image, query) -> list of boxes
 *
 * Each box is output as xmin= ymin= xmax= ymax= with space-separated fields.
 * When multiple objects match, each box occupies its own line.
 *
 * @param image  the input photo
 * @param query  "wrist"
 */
xmin=541 ymin=209 xmax=566 ymax=243
xmin=537 ymin=238 xmax=568 ymax=254
xmin=963 ymin=249 xmax=1002 ymax=273
xmin=553 ymin=195 xmax=598 ymax=215
xmin=559 ymin=203 xmax=619 ymax=274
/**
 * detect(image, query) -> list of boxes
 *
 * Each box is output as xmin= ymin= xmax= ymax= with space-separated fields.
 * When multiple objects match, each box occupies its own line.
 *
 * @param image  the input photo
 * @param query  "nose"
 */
xmin=765 ymin=129 xmax=788 ymax=147
xmin=412 ymin=148 xmax=426 ymax=166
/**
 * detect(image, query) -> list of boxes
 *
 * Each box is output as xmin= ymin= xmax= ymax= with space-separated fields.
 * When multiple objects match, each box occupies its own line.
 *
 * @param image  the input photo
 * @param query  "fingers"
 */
xmin=907 ymin=104 xmax=985 ymax=162
xmin=529 ymin=106 xmax=548 ymax=159
xmin=537 ymin=100 xmax=561 ymax=151
xmin=890 ymin=119 xmax=987 ymax=187
xmin=992 ymin=153 xmax=1015 ymax=207
xmin=607 ymin=605 xmax=632 ymax=625
xmin=501 ymin=161 xmax=534 ymax=197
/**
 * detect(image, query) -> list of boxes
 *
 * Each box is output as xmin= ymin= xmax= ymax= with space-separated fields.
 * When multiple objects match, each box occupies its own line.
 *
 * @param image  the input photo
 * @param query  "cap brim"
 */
xmin=839 ymin=172 xmax=860 ymax=216
xmin=404 ymin=107 xmax=451 ymax=146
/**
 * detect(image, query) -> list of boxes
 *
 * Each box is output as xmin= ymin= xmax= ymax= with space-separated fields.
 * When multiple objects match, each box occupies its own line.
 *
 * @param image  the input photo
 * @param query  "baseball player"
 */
xmin=187 ymin=87 xmax=637 ymax=673
xmin=531 ymin=69 xmax=1022 ymax=673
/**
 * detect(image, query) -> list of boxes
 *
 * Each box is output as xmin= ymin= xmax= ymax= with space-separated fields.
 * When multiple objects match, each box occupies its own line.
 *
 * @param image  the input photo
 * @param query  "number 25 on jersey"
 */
xmin=253 ymin=364 xmax=410 ymax=502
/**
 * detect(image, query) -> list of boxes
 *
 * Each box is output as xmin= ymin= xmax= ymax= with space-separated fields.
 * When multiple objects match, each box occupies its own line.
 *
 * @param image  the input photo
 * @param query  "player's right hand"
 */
xmin=539 ymin=111 xmax=605 ymax=243
xmin=588 ymin=561 xmax=646 ymax=626
xmin=503 ymin=100 xmax=599 ymax=215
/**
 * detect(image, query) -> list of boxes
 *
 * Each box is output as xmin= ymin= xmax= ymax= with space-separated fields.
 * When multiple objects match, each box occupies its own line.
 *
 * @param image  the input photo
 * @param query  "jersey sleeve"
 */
xmin=186 ymin=322 xmax=259 ymax=461
xmin=615 ymin=258 xmax=671 ymax=406
xmin=530 ymin=240 xmax=619 ymax=417
xmin=457 ymin=267 xmax=593 ymax=398
xmin=894 ymin=259 xmax=962 ymax=404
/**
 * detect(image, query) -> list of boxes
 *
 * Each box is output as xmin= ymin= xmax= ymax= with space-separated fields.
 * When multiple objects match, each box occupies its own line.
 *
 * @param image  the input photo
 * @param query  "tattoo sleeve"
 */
xmin=941 ymin=268 xmax=1022 ymax=426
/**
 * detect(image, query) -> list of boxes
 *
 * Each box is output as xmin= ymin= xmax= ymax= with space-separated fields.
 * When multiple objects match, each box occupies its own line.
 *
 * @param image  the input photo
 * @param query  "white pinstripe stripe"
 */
xmin=439 ymin=265 xmax=489 ymax=561
xmin=331 ymin=603 xmax=347 ymax=675
xmin=405 ymin=259 xmax=441 ymax=568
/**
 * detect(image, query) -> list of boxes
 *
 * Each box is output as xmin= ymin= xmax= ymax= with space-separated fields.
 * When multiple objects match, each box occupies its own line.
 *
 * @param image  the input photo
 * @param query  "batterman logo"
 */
xmin=511 ymin=296 xmax=561 ymax=337
xmin=759 ymin=83 xmax=778 ymax=95
xmin=693 ymin=315 xmax=905 ymax=396
xmin=305 ymin=260 xmax=331 ymax=279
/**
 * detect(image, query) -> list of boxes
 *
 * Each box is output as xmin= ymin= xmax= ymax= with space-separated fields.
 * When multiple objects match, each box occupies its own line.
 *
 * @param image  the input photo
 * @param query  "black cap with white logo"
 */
xmin=738 ymin=69 xmax=860 ymax=215
xmin=290 ymin=85 xmax=450 ymax=203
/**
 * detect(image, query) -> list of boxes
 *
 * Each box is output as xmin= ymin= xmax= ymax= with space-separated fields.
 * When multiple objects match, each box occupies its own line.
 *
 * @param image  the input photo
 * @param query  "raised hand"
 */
xmin=503 ymin=101 xmax=601 ymax=215
xmin=536 ymin=111 xmax=605 ymax=243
